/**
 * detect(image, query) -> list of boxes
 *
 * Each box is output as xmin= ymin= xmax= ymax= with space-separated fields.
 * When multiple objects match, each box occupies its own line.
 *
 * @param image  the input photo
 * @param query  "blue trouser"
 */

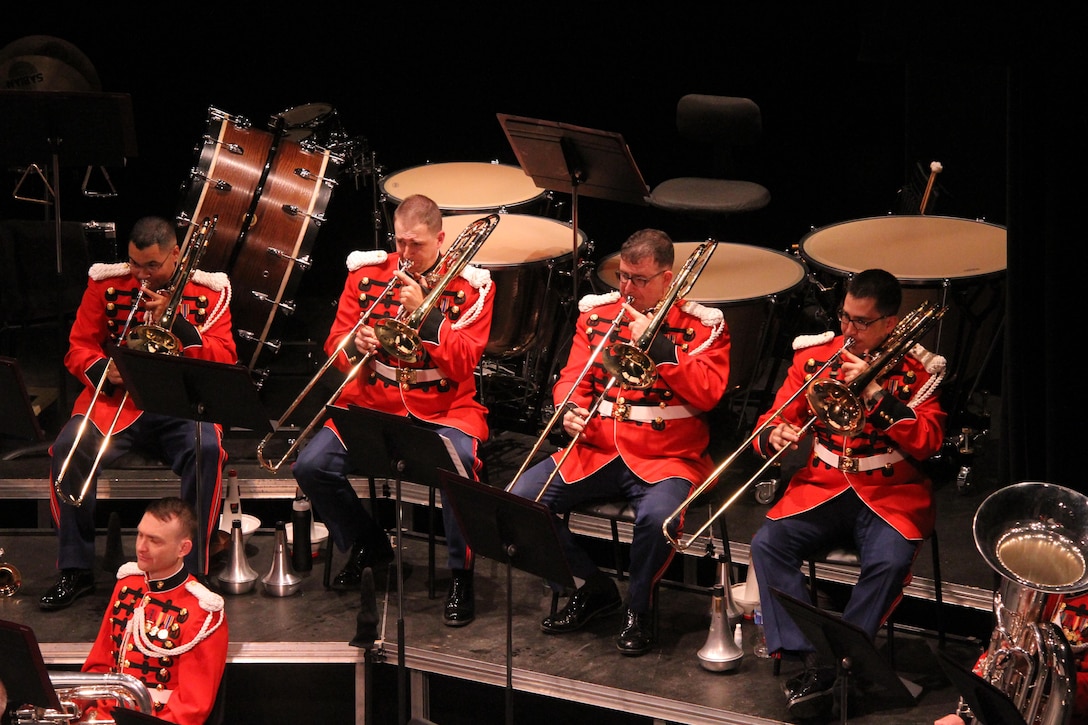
xmin=508 ymin=457 xmax=689 ymax=613
xmin=50 ymin=413 xmax=225 ymax=575
xmin=749 ymin=488 xmax=920 ymax=655
xmin=293 ymin=424 xmax=477 ymax=570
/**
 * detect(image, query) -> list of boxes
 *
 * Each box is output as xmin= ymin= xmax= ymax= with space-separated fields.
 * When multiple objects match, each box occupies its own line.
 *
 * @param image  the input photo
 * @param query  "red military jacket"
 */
xmin=752 ymin=331 xmax=947 ymax=540
xmin=550 ymin=290 xmax=731 ymax=485
xmin=83 ymin=562 xmax=228 ymax=725
xmin=64 ymin=263 xmax=237 ymax=433
xmin=326 ymin=249 xmax=493 ymax=442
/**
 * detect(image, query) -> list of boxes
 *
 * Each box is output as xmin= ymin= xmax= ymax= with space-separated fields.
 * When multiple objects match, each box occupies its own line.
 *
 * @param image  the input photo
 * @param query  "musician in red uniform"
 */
xmin=509 ymin=229 xmax=731 ymax=656
xmin=82 ymin=497 xmax=227 ymax=725
xmin=41 ymin=216 xmax=237 ymax=611
xmin=292 ymin=194 xmax=493 ymax=626
xmin=749 ymin=268 xmax=947 ymax=719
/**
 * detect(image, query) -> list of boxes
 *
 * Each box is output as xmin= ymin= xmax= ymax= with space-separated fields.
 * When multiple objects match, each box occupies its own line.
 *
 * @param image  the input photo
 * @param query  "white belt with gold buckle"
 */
xmin=597 ymin=399 xmax=699 ymax=422
xmin=814 ymin=441 xmax=904 ymax=472
xmin=370 ymin=359 xmax=445 ymax=384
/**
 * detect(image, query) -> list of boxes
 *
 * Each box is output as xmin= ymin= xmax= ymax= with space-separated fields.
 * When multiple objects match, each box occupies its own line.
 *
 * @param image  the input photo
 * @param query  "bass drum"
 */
xmin=382 ymin=161 xmax=549 ymax=218
xmin=179 ymin=107 xmax=276 ymax=271
xmin=595 ymin=241 xmax=806 ymax=398
xmin=442 ymin=213 xmax=586 ymax=359
xmin=177 ymin=106 xmax=344 ymax=369
xmin=799 ymin=215 xmax=1006 ymax=394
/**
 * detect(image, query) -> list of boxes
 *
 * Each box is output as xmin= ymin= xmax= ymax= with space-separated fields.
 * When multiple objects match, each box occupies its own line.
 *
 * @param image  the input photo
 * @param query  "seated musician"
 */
xmin=508 ymin=229 xmax=731 ymax=656
xmin=40 ymin=216 xmax=236 ymax=611
xmin=292 ymin=194 xmax=493 ymax=626
xmin=749 ymin=268 xmax=947 ymax=719
xmin=82 ymin=497 xmax=227 ymax=725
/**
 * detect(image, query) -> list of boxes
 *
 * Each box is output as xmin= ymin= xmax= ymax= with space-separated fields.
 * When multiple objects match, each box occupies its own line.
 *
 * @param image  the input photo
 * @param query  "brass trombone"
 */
xmin=507 ymin=240 xmax=718 ymax=500
xmin=256 ymin=213 xmax=500 ymax=472
xmin=663 ymin=300 xmax=948 ymax=552
xmin=53 ymin=217 xmax=217 ymax=507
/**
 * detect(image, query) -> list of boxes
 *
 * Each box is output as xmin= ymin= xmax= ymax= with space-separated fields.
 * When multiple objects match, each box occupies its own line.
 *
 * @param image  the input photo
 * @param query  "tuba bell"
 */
xmin=0 ymin=546 xmax=19 ymax=597
xmin=966 ymin=481 xmax=1088 ymax=725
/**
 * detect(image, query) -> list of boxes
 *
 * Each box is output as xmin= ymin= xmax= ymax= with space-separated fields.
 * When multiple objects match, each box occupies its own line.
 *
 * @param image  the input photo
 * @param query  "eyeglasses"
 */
xmin=128 ymin=250 xmax=173 ymax=273
xmin=836 ymin=309 xmax=887 ymax=331
xmin=614 ymin=269 xmax=665 ymax=288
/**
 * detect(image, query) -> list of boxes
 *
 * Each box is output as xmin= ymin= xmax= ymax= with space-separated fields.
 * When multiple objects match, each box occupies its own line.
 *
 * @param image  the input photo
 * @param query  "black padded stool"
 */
xmin=648 ymin=95 xmax=770 ymax=235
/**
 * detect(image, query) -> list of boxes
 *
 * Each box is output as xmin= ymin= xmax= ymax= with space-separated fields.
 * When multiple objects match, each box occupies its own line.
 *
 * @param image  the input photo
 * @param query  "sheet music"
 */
xmin=438 ymin=433 xmax=468 ymax=478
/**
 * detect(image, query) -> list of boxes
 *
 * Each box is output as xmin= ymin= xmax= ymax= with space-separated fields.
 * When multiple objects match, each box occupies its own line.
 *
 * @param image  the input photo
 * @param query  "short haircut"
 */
xmin=620 ymin=228 xmax=674 ymax=269
xmin=129 ymin=216 xmax=178 ymax=252
xmin=846 ymin=268 xmax=902 ymax=317
xmin=144 ymin=496 xmax=197 ymax=542
xmin=394 ymin=194 xmax=443 ymax=235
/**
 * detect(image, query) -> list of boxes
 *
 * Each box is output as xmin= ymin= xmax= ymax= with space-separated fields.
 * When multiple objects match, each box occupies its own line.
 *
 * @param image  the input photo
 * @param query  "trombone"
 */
xmin=506 ymin=240 xmax=718 ymax=499
xmin=54 ymin=216 xmax=218 ymax=506
xmin=256 ymin=213 xmax=501 ymax=472
xmin=255 ymin=258 xmax=409 ymax=472
xmin=663 ymin=300 xmax=948 ymax=552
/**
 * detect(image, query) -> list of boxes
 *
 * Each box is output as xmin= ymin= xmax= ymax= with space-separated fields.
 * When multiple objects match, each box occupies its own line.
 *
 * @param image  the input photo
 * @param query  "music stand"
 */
xmin=0 ymin=356 xmax=49 ymax=460
xmin=0 ymin=619 xmax=64 ymax=714
xmin=496 ymin=114 xmax=650 ymax=301
xmin=770 ymin=587 xmax=921 ymax=723
xmin=438 ymin=469 xmax=573 ymax=725
xmin=326 ymin=403 xmax=468 ymax=725
xmin=936 ymin=650 xmax=1027 ymax=725
xmin=109 ymin=346 xmax=272 ymax=579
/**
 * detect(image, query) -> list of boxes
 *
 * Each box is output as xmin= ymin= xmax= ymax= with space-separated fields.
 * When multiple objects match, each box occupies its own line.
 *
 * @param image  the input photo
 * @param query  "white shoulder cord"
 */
xmin=119 ymin=597 xmax=225 ymax=661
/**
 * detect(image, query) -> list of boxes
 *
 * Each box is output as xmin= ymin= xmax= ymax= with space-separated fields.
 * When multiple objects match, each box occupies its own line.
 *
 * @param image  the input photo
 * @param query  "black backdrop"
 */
xmin=2 ymin=4 xmax=1081 ymax=491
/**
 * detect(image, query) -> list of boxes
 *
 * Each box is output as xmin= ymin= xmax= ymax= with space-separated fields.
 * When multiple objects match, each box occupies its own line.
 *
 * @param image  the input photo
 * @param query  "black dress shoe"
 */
xmin=444 ymin=569 xmax=475 ymax=627
xmin=541 ymin=576 xmax=622 ymax=634
xmin=786 ymin=666 xmax=837 ymax=720
xmin=616 ymin=607 xmax=652 ymax=656
xmin=332 ymin=534 xmax=394 ymax=591
xmin=40 ymin=568 xmax=96 ymax=611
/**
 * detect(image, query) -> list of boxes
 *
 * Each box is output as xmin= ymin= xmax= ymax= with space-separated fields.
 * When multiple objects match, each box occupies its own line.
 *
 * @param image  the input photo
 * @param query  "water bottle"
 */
xmin=752 ymin=606 xmax=770 ymax=658
xmin=291 ymin=492 xmax=313 ymax=572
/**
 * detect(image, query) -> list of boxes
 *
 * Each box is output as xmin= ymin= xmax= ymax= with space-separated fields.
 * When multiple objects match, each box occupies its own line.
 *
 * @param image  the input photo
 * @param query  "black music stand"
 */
xmin=770 ymin=587 xmax=921 ymax=723
xmin=438 ymin=470 xmax=573 ymax=725
xmin=109 ymin=346 xmax=272 ymax=580
xmin=0 ymin=619 xmax=64 ymax=715
xmin=936 ymin=650 xmax=1027 ymax=725
xmin=327 ymin=404 xmax=468 ymax=725
xmin=0 ymin=356 xmax=49 ymax=460
xmin=496 ymin=114 xmax=650 ymax=301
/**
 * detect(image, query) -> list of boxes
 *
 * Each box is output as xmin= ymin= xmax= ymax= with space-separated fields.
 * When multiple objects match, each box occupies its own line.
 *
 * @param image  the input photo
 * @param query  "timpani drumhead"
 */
xmin=799 ymin=215 xmax=1006 ymax=284
xmin=381 ymin=162 xmax=547 ymax=214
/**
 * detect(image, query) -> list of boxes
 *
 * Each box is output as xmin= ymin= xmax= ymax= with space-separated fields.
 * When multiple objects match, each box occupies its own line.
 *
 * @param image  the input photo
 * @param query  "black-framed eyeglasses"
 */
xmin=836 ymin=309 xmax=887 ymax=331
xmin=128 ymin=250 xmax=173 ymax=273
xmin=614 ymin=269 xmax=665 ymax=288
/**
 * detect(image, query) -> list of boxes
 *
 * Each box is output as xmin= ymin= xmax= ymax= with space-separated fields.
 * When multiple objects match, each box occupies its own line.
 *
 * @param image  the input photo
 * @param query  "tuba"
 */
xmin=53 ymin=217 xmax=217 ymax=507
xmin=256 ymin=213 xmax=500 ymax=471
xmin=0 ymin=546 xmax=19 ymax=597
xmin=664 ymin=299 xmax=948 ymax=551
xmin=11 ymin=672 xmax=153 ymax=724
xmin=965 ymin=481 xmax=1088 ymax=725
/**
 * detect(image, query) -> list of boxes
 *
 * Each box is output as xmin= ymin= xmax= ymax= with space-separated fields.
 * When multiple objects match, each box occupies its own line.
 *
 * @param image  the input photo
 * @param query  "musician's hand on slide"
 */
xmin=769 ymin=422 xmax=802 ymax=452
xmin=106 ymin=364 xmax=124 ymax=387
xmin=563 ymin=405 xmax=590 ymax=437
xmin=355 ymin=324 xmax=379 ymax=355
xmin=394 ymin=270 xmax=423 ymax=313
